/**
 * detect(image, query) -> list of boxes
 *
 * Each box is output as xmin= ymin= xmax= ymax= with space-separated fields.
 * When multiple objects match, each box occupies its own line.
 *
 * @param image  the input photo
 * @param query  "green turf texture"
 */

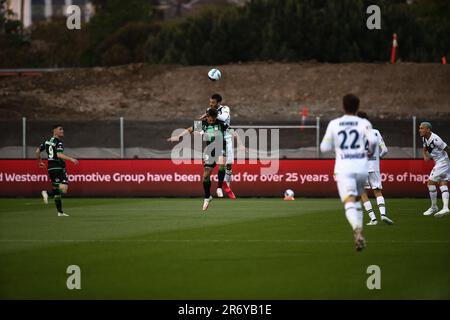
xmin=0 ymin=198 xmax=449 ymax=299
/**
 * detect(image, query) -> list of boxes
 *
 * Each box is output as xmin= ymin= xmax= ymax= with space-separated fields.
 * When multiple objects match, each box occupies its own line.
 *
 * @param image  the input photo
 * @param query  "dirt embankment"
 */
xmin=1 ymin=62 xmax=449 ymax=122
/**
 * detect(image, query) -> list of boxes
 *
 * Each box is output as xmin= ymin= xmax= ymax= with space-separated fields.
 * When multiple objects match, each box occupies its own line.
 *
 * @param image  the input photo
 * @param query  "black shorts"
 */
xmin=48 ymin=169 xmax=68 ymax=187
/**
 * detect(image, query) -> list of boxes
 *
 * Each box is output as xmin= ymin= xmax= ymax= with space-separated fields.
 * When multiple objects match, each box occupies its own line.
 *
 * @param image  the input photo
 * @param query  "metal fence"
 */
xmin=1 ymin=117 xmax=449 ymax=159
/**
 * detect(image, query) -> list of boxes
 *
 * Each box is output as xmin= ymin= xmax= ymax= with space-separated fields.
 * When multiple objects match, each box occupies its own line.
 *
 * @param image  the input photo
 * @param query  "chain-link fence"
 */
xmin=1 ymin=117 xmax=449 ymax=159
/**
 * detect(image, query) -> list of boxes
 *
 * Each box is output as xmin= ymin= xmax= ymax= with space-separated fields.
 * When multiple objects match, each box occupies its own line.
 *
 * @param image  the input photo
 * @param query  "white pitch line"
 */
xmin=0 ymin=239 xmax=448 ymax=244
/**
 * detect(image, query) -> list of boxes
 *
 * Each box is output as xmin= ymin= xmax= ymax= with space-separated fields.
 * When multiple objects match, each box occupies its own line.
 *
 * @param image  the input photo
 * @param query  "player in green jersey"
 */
xmin=36 ymin=124 xmax=78 ymax=216
xmin=168 ymin=108 xmax=228 ymax=211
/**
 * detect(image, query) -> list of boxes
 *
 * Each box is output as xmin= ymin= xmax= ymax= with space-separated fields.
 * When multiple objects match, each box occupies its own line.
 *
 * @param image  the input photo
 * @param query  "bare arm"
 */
xmin=57 ymin=152 xmax=79 ymax=165
xmin=167 ymin=127 xmax=194 ymax=142
xmin=445 ymin=146 xmax=450 ymax=159
xmin=423 ymin=147 xmax=430 ymax=161
xmin=232 ymin=130 xmax=246 ymax=151
xmin=35 ymin=148 xmax=45 ymax=168
xmin=379 ymin=134 xmax=388 ymax=158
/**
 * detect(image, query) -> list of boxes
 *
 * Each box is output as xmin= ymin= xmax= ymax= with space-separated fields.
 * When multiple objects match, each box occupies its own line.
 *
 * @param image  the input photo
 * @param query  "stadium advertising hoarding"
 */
xmin=0 ymin=160 xmax=434 ymax=197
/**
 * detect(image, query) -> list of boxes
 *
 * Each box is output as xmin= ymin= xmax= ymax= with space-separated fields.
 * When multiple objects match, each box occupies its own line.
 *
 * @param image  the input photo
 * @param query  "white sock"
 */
xmin=428 ymin=185 xmax=437 ymax=208
xmin=225 ymin=169 xmax=232 ymax=186
xmin=364 ymin=201 xmax=377 ymax=221
xmin=376 ymin=196 xmax=386 ymax=216
xmin=355 ymin=202 xmax=363 ymax=228
xmin=345 ymin=202 xmax=362 ymax=230
xmin=440 ymin=185 xmax=449 ymax=210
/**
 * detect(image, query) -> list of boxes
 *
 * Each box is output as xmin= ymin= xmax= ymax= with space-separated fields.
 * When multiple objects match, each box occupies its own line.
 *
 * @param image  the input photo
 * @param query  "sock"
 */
xmin=376 ymin=196 xmax=386 ymax=216
xmin=225 ymin=165 xmax=232 ymax=186
xmin=203 ymin=177 xmax=211 ymax=199
xmin=355 ymin=202 xmax=363 ymax=228
xmin=345 ymin=202 xmax=362 ymax=230
xmin=364 ymin=201 xmax=377 ymax=221
xmin=218 ymin=167 xmax=225 ymax=188
xmin=428 ymin=185 xmax=437 ymax=208
xmin=53 ymin=188 xmax=63 ymax=213
xmin=440 ymin=185 xmax=449 ymax=210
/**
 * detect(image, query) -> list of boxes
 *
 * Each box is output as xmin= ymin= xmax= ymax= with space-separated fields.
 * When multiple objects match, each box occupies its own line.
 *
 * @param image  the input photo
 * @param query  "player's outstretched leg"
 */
xmin=202 ymin=168 xmax=213 ymax=211
xmin=41 ymin=190 xmax=49 ymax=204
xmin=216 ymin=166 xmax=225 ymax=198
xmin=435 ymin=184 xmax=449 ymax=217
xmin=222 ymin=164 xmax=236 ymax=199
xmin=373 ymin=190 xmax=393 ymax=224
xmin=423 ymin=183 xmax=439 ymax=216
xmin=361 ymin=191 xmax=377 ymax=225
xmin=53 ymin=188 xmax=68 ymax=217
xmin=344 ymin=198 xmax=365 ymax=251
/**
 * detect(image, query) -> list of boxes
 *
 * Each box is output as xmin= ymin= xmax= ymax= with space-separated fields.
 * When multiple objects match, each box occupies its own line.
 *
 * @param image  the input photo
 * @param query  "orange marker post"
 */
xmin=390 ymin=33 xmax=398 ymax=64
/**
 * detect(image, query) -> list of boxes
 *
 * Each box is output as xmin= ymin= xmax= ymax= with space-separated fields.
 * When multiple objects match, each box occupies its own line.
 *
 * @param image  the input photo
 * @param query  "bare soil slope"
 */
xmin=1 ymin=62 xmax=449 ymax=121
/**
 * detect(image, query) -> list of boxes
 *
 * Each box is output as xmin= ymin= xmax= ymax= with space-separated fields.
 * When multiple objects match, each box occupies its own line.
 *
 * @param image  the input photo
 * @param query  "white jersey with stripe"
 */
xmin=423 ymin=132 xmax=449 ymax=165
xmin=367 ymin=129 xmax=388 ymax=172
xmin=217 ymin=105 xmax=231 ymax=139
xmin=320 ymin=115 xmax=377 ymax=175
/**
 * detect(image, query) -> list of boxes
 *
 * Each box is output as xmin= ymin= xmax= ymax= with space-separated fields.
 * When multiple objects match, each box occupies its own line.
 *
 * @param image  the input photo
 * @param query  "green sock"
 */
xmin=53 ymin=188 xmax=63 ymax=213
xmin=203 ymin=177 xmax=211 ymax=199
xmin=218 ymin=167 xmax=225 ymax=188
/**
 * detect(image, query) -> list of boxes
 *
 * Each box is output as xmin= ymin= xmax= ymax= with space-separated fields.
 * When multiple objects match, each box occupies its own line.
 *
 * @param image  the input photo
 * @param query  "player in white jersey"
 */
xmin=357 ymin=112 xmax=394 ymax=226
xmin=200 ymin=93 xmax=236 ymax=199
xmin=420 ymin=122 xmax=450 ymax=217
xmin=320 ymin=94 xmax=377 ymax=251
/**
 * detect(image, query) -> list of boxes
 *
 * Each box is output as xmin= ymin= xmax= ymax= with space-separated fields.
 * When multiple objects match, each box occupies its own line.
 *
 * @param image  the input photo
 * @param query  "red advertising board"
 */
xmin=0 ymin=159 xmax=435 ymax=197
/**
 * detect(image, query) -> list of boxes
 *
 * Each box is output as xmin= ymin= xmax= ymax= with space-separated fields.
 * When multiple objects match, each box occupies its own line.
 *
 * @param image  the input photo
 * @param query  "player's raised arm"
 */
xmin=320 ymin=122 xmax=334 ymax=153
xmin=167 ymin=127 xmax=194 ymax=142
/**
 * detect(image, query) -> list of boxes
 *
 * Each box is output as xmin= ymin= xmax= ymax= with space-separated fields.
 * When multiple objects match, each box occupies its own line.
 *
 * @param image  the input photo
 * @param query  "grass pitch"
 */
xmin=0 ymin=198 xmax=449 ymax=299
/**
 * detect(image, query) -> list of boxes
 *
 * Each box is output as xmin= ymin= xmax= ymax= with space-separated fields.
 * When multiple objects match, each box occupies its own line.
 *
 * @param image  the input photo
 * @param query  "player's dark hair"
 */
xmin=357 ymin=111 xmax=368 ymax=120
xmin=207 ymin=107 xmax=218 ymax=118
xmin=343 ymin=94 xmax=360 ymax=114
xmin=52 ymin=124 xmax=63 ymax=130
xmin=211 ymin=93 xmax=222 ymax=103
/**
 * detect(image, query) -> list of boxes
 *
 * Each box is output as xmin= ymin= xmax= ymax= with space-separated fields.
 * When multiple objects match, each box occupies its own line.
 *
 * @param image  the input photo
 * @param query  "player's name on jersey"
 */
xmin=339 ymin=121 xmax=359 ymax=126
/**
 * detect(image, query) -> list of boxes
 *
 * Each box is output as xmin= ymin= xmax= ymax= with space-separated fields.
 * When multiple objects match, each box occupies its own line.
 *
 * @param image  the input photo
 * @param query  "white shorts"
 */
xmin=365 ymin=171 xmax=383 ymax=190
xmin=429 ymin=161 xmax=450 ymax=182
xmin=335 ymin=172 xmax=368 ymax=202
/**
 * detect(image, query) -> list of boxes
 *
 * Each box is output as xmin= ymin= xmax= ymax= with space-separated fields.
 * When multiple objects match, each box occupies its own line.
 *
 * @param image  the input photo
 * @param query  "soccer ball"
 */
xmin=208 ymin=68 xmax=221 ymax=81
xmin=284 ymin=189 xmax=295 ymax=198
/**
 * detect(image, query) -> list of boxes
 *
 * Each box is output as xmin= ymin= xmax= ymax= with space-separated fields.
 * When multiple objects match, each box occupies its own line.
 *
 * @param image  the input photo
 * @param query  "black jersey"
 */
xmin=39 ymin=137 xmax=65 ymax=171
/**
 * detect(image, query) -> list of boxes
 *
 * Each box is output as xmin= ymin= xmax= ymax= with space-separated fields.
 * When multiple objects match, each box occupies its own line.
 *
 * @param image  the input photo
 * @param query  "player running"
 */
xmin=199 ymin=94 xmax=236 ymax=199
xmin=357 ymin=112 xmax=394 ymax=226
xmin=420 ymin=122 xmax=450 ymax=217
xmin=168 ymin=108 xmax=229 ymax=211
xmin=320 ymin=94 xmax=377 ymax=251
xmin=36 ymin=124 xmax=79 ymax=217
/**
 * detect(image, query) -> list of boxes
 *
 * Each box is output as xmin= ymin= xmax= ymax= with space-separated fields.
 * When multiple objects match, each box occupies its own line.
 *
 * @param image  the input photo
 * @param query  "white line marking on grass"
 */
xmin=0 ymin=239 xmax=449 ymax=244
